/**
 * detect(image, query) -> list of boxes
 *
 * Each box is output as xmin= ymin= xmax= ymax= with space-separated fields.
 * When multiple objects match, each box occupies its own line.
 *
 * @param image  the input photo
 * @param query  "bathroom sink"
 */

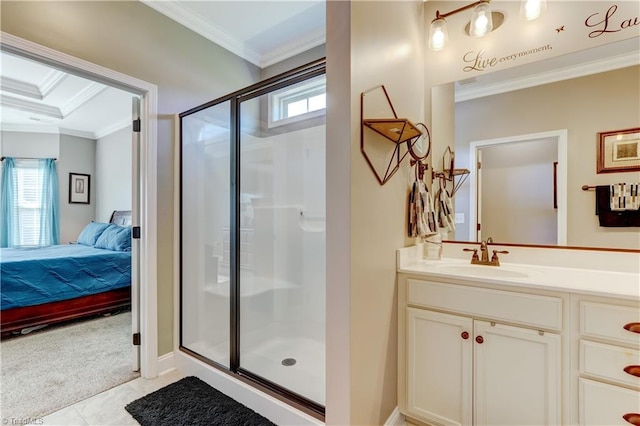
xmin=432 ymin=263 xmax=531 ymax=279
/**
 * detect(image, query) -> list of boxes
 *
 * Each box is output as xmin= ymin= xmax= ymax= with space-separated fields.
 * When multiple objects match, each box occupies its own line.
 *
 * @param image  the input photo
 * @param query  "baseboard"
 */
xmin=157 ymin=351 xmax=175 ymax=375
xmin=385 ymin=407 xmax=406 ymax=426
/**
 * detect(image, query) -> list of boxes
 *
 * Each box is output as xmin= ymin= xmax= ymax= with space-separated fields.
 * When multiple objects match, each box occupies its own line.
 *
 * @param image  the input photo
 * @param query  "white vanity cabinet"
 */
xmin=399 ymin=276 xmax=563 ymax=426
xmin=575 ymin=298 xmax=640 ymax=426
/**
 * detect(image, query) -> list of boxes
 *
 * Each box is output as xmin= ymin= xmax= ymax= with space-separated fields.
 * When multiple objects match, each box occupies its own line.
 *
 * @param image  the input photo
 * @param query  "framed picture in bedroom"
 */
xmin=69 ymin=173 xmax=90 ymax=204
xmin=597 ymin=127 xmax=640 ymax=174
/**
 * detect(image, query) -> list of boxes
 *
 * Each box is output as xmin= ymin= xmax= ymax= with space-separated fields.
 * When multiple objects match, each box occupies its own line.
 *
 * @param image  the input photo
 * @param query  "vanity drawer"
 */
xmin=579 ymin=378 xmax=640 ymax=425
xmin=407 ymin=279 xmax=562 ymax=331
xmin=580 ymin=340 xmax=640 ymax=389
xmin=580 ymin=302 xmax=640 ymax=346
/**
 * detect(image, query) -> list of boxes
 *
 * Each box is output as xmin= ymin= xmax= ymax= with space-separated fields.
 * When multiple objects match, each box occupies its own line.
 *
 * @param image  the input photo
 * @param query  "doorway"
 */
xmin=1 ymin=32 xmax=158 ymax=375
xmin=468 ymin=130 xmax=568 ymax=245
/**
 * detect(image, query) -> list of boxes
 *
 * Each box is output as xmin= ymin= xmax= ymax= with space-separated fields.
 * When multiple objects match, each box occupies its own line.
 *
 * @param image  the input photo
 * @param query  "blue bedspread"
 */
xmin=1 ymin=244 xmax=131 ymax=310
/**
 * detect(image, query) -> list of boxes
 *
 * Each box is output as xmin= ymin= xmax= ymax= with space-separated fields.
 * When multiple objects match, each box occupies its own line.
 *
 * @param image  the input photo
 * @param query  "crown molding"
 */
xmin=0 ymin=95 xmax=63 ymax=119
xmin=39 ymin=70 xmax=68 ymax=98
xmin=1 ymin=123 xmax=60 ymax=134
xmin=0 ymin=122 xmax=94 ymax=139
xmin=1 ymin=76 xmax=42 ymax=99
xmin=0 ymin=69 xmax=67 ymax=100
xmin=141 ymin=0 xmax=262 ymax=67
xmin=456 ymin=50 xmax=640 ymax=102
xmin=261 ymin=32 xmax=326 ymax=68
xmin=59 ymin=127 xmax=95 ymax=139
xmin=60 ymin=82 xmax=107 ymax=116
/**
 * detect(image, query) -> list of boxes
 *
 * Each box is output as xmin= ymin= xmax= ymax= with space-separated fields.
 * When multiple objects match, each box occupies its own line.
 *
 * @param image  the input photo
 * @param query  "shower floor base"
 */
xmin=242 ymin=335 xmax=325 ymax=405
xmin=185 ymin=326 xmax=325 ymax=406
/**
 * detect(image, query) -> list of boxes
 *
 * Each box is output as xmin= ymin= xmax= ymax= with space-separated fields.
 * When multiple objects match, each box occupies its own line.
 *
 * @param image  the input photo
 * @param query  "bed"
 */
xmin=1 ymin=210 xmax=133 ymax=337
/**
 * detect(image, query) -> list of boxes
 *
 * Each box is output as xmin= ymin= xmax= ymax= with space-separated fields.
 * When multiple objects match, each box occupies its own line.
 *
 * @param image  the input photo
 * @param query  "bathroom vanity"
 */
xmin=397 ymin=244 xmax=640 ymax=426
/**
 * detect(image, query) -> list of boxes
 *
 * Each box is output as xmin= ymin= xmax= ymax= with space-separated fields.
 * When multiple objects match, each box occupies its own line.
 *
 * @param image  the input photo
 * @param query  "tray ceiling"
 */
xmin=0 ymin=51 xmax=134 ymax=140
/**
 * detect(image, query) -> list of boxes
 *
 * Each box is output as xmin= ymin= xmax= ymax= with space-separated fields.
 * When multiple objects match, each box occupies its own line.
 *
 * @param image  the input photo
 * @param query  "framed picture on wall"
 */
xmin=597 ymin=127 xmax=640 ymax=174
xmin=69 ymin=173 xmax=90 ymax=204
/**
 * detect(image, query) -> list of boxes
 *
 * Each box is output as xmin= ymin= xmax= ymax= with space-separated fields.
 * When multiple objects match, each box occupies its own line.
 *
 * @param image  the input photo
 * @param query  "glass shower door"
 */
xmin=181 ymin=101 xmax=231 ymax=368
xmin=237 ymin=77 xmax=326 ymax=406
xmin=180 ymin=60 xmax=326 ymax=415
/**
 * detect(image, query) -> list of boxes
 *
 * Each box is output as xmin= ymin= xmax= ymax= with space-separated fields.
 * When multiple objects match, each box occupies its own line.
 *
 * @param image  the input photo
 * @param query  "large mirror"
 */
xmin=437 ymin=38 xmax=640 ymax=250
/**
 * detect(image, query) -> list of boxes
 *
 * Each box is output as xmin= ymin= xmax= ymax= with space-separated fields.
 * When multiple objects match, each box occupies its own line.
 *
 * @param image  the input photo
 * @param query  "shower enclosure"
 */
xmin=180 ymin=60 xmax=326 ymax=415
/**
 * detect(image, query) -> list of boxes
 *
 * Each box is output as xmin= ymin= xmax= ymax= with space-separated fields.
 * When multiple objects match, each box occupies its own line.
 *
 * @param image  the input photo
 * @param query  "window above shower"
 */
xmin=268 ymin=74 xmax=326 ymax=128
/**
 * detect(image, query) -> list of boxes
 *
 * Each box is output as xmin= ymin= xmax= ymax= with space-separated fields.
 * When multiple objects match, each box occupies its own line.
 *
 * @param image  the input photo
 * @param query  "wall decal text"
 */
xmin=462 ymin=44 xmax=552 ymax=73
xmin=585 ymin=5 xmax=639 ymax=38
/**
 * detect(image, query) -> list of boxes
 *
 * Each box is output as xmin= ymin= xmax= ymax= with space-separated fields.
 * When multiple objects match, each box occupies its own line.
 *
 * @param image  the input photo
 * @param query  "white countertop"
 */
xmin=397 ymin=246 xmax=640 ymax=300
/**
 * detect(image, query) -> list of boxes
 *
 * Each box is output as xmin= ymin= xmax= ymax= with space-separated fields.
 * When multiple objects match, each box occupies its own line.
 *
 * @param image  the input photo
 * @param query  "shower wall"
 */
xmin=239 ymin=119 xmax=326 ymax=405
xmin=240 ymin=124 xmax=325 ymax=312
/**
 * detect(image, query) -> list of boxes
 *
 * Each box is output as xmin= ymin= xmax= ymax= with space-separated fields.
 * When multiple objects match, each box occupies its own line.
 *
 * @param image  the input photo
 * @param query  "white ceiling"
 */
xmin=140 ymin=0 xmax=326 ymax=68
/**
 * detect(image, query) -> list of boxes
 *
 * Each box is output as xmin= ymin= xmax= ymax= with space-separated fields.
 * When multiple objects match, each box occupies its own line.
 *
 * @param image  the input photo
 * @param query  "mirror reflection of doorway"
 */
xmin=469 ymin=130 xmax=568 ymax=245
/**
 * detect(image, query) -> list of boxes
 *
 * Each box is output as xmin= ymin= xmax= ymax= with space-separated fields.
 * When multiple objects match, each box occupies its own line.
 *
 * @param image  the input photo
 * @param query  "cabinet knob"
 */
xmin=623 ymin=413 xmax=640 ymax=425
xmin=624 ymin=365 xmax=640 ymax=378
xmin=475 ymin=336 xmax=484 ymax=344
xmin=623 ymin=323 xmax=640 ymax=334
xmin=461 ymin=331 xmax=469 ymax=340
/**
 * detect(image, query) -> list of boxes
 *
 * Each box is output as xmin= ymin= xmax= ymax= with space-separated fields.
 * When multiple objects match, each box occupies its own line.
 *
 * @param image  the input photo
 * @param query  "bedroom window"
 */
xmin=14 ymin=161 xmax=45 ymax=246
xmin=268 ymin=74 xmax=326 ymax=128
xmin=1 ymin=157 xmax=59 ymax=248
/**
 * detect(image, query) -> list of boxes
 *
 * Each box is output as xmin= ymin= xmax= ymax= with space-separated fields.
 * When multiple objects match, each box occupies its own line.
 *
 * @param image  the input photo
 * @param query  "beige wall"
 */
xmin=454 ymin=66 xmax=640 ymax=249
xmin=0 ymin=0 xmax=261 ymax=355
xmin=327 ymin=1 xmax=426 ymax=424
xmin=325 ymin=2 xmax=352 ymax=423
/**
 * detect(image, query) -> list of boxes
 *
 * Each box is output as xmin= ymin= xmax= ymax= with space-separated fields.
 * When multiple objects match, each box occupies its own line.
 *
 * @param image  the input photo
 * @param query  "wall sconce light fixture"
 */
xmin=429 ymin=1 xmax=498 ymax=51
xmin=429 ymin=0 xmax=545 ymax=51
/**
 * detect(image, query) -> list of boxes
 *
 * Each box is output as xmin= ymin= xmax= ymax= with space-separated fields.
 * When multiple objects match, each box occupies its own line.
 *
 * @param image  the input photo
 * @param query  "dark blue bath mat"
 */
xmin=125 ymin=376 xmax=276 ymax=426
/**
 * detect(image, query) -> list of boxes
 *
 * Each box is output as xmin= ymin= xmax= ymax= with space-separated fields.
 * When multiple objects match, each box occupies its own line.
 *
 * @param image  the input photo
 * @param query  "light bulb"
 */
xmin=429 ymin=18 xmax=448 ymax=51
xmin=474 ymin=11 xmax=489 ymax=35
xmin=432 ymin=28 xmax=446 ymax=50
xmin=470 ymin=2 xmax=493 ymax=37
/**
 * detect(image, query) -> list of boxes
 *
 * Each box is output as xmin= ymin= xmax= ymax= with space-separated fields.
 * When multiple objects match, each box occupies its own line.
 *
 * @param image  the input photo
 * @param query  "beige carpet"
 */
xmin=0 ymin=311 xmax=139 ymax=421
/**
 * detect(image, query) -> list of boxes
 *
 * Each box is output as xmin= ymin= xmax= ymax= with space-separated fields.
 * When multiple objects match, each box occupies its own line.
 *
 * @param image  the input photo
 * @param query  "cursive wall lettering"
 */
xmin=585 ymin=5 xmax=640 ymax=38
xmin=462 ymin=45 xmax=552 ymax=73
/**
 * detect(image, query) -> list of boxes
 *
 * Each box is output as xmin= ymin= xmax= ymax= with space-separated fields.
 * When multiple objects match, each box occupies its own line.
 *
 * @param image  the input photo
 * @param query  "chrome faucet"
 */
xmin=463 ymin=237 xmax=508 ymax=266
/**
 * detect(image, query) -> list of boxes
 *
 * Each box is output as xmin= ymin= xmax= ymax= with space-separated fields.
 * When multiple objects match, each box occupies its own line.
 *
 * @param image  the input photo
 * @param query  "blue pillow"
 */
xmin=94 ymin=224 xmax=132 ymax=252
xmin=77 ymin=222 xmax=113 ymax=246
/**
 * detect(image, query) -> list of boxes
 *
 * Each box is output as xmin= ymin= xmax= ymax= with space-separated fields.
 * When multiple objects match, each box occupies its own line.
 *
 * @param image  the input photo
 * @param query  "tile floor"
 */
xmin=41 ymin=369 xmax=185 ymax=426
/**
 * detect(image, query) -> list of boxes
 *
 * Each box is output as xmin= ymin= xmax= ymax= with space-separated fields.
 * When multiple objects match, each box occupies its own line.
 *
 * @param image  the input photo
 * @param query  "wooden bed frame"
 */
xmin=1 ymin=288 xmax=131 ymax=337
xmin=1 ymin=210 xmax=133 ymax=338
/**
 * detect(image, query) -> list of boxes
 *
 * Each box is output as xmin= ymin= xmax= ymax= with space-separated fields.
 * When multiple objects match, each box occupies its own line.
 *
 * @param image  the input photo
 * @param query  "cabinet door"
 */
xmin=474 ymin=321 xmax=561 ymax=425
xmin=579 ymin=378 xmax=640 ymax=425
xmin=406 ymin=308 xmax=473 ymax=426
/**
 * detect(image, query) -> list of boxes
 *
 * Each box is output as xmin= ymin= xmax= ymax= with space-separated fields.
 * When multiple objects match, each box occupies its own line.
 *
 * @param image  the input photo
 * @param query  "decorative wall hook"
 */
xmin=431 ymin=146 xmax=470 ymax=196
xmin=411 ymin=159 xmax=429 ymax=181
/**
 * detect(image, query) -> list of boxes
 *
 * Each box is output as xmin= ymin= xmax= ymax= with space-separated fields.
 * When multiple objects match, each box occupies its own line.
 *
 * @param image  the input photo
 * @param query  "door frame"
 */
xmin=468 ymin=129 xmax=568 ymax=246
xmin=1 ymin=32 xmax=159 ymax=378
